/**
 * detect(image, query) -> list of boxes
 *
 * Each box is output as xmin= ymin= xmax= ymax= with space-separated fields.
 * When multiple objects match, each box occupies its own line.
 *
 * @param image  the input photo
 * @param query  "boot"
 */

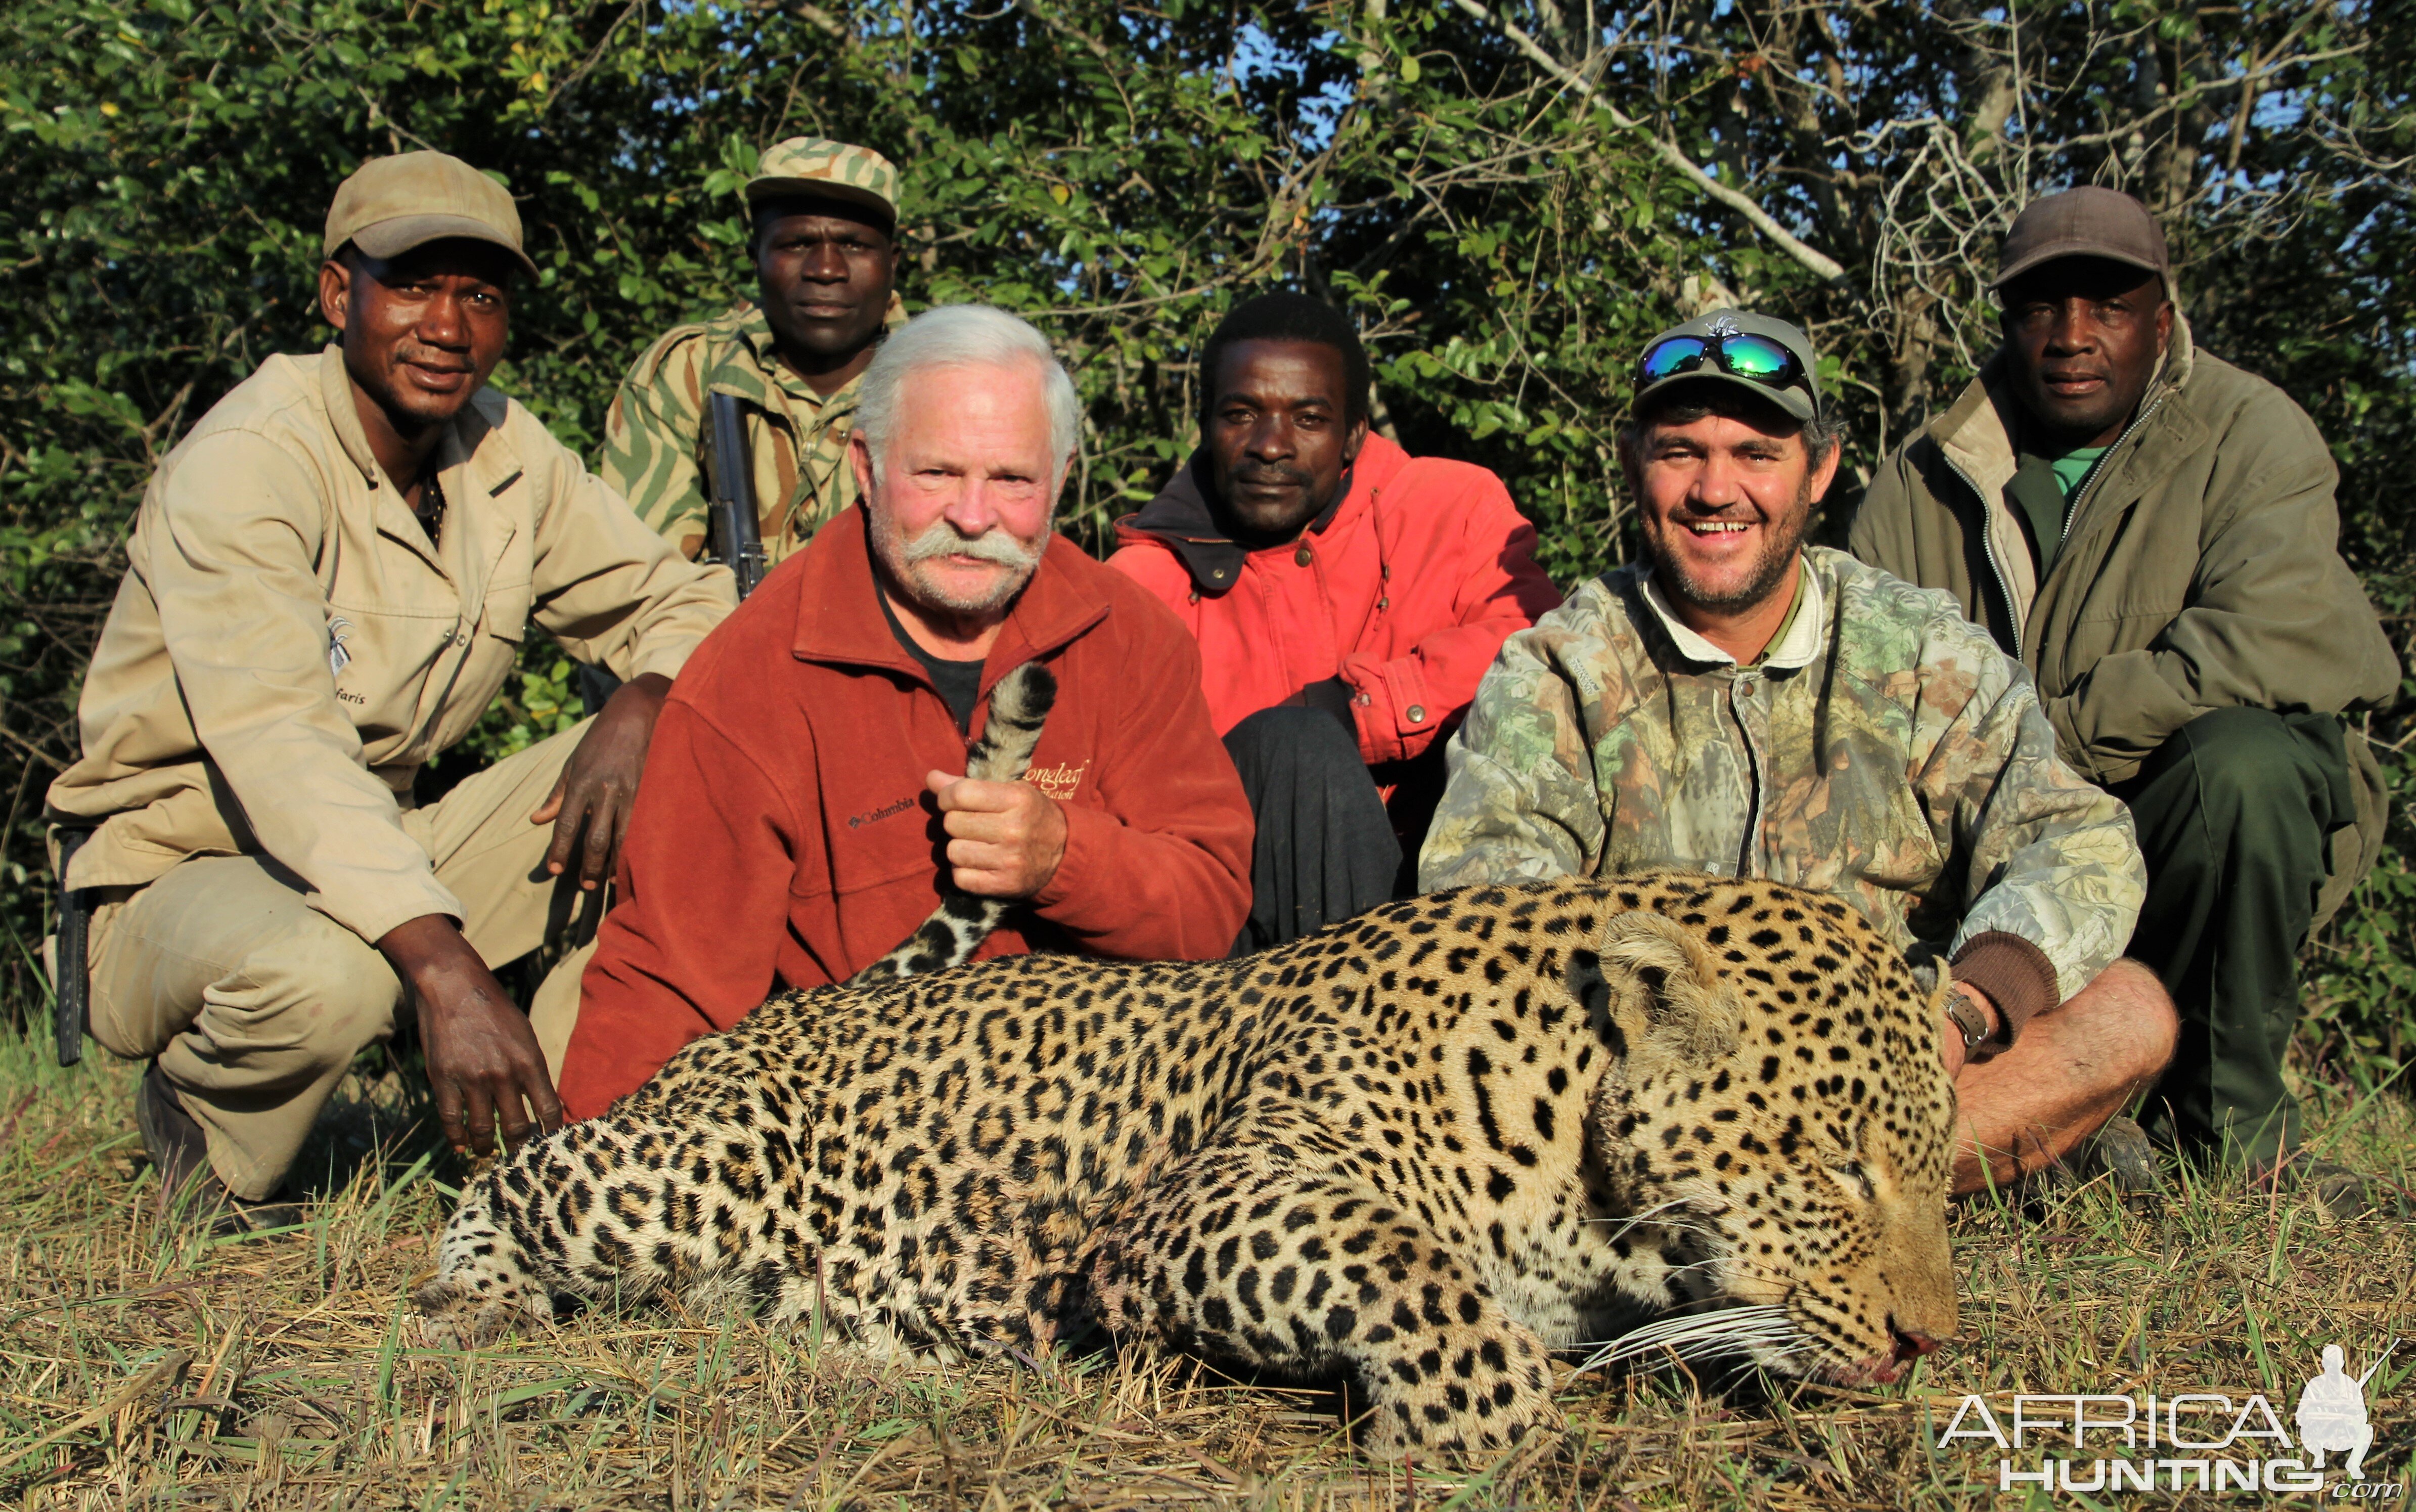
xmin=2247 ymin=1148 xmax=2399 ymax=1221
xmin=2071 ymin=1115 xmax=2166 ymax=1207
xmin=136 ymin=1061 xmax=303 ymax=1236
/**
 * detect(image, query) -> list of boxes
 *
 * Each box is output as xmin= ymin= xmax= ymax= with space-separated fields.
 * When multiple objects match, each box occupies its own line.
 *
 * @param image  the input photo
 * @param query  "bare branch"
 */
xmin=1448 ymin=0 xmax=1848 ymax=283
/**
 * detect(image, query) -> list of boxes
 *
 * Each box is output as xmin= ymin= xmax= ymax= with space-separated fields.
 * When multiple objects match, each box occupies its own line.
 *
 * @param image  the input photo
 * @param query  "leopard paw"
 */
xmin=413 ymin=1276 xmax=546 ymax=1349
xmin=1354 ymin=1329 xmax=1561 ymax=1461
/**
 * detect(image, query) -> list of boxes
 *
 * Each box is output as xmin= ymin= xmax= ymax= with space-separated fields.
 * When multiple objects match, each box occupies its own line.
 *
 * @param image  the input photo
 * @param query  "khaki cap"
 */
xmin=323 ymin=151 xmax=538 ymax=280
xmin=1992 ymin=187 xmax=2168 ymax=291
xmin=745 ymin=137 xmax=900 ymax=225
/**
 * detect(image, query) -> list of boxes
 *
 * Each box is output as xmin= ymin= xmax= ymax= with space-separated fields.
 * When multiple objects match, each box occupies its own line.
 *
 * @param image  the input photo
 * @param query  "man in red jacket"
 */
xmin=555 ymin=305 xmax=1254 ymax=1118
xmin=1111 ymin=293 xmax=1560 ymax=949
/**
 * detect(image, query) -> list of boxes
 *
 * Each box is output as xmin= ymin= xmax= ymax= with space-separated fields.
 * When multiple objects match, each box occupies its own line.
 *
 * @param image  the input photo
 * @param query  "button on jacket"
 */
xmin=555 ymin=508 xmax=1255 ymax=1120
xmin=1108 ymin=434 xmax=1563 ymax=772
xmin=1420 ymin=547 xmax=2146 ymax=1039
xmin=48 ymin=346 xmax=736 ymax=946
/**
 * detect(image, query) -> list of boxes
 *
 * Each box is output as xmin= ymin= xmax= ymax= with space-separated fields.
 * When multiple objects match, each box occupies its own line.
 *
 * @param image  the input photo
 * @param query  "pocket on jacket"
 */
xmin=2049 ymin=608 xmax=2181 ymax=685
xmin=482 ymin=579 xmax=534 ymax=644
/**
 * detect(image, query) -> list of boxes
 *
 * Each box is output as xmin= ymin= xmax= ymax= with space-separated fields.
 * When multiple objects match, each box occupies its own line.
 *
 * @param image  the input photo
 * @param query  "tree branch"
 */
xmin=1449 ymin=0 xmax=1847 ymax=283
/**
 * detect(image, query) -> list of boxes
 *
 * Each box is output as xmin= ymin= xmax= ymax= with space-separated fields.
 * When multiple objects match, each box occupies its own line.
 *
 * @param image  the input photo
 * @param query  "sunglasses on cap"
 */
xmin=1637 ymin=332 xmax=1807 ymax=392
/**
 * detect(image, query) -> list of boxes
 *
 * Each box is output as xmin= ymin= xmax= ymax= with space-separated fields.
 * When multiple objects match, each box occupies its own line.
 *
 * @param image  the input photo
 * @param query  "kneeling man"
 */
xmin=48 ymin=153 xmax=736 ymax=1229
xmin=1112 ymin=293 xmax=1560 ymax=949
xmin=1850 ymin=190 xmax=2398 ymax=1193
xmin=1420 ymin=310 xmax=2177 ymax=1194
xmin=555 ymin=305 xmax=1254 ymax=1118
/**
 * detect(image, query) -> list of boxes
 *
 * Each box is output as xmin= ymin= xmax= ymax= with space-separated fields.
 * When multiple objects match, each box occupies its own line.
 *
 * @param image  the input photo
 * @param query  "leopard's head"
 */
xmin=1574 ymin=888 xmax=1960 ymax=1385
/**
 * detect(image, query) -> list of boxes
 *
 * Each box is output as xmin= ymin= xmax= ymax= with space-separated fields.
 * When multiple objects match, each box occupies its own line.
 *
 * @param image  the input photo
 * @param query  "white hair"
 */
xmin=853 ymin=304 xmax=1080 ymax=483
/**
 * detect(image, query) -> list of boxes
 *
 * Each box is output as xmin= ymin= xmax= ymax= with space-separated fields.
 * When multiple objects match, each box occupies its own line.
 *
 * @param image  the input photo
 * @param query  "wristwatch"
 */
xmin=1944 ymin=990 xmax=1994 ymax=1054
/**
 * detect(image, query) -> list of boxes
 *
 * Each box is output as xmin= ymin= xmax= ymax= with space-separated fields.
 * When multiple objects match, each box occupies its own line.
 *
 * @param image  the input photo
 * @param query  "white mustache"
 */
xmin=899 ymin=520 xmax=1044 ymax=571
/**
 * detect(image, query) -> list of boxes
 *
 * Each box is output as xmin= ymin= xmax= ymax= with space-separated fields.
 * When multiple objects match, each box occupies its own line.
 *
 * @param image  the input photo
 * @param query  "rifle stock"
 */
xmin=53 ymin=826 xmax=90 ymax=1066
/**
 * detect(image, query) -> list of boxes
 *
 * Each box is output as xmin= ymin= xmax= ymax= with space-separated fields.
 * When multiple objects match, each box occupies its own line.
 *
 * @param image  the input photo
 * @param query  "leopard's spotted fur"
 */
xmin=419 ymin=873 xmax=1960 ymax=1459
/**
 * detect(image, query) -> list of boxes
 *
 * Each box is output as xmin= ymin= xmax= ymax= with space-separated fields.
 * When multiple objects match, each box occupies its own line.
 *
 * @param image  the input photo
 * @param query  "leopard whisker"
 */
xmin=1651 ymin=1255 xmax=1725 ymax=1280
xmin=1568 ymin=1305 xmax=1799 ymax=1374
xmin=1586 ymin=1197 xmax=1699 ymax=1247
xmin=1598 ymin=1301 xmax=1789 ymax=1338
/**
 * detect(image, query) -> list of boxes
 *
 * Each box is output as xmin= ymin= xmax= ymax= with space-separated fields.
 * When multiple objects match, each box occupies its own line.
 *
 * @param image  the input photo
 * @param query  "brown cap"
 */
xmin=745 ymin=137 xmax=901 ymax=226
xmin=323 ymin=151 xmax=538 ymax=280
xmin=1991 ymin=187 xmax=2168 ymax=291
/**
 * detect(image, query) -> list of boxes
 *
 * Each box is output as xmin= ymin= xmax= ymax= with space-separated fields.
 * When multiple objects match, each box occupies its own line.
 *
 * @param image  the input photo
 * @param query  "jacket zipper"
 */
xmin=2054 ymin=388 xmax=2170 ymax=571
xmin=1941 ymin=450 xmax=2025 ymax=655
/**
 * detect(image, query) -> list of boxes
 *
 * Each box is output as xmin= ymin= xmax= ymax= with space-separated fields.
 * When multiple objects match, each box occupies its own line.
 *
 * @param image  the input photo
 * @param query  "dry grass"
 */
xmin=2 ymin=1032 xmax=2410 ymax=1510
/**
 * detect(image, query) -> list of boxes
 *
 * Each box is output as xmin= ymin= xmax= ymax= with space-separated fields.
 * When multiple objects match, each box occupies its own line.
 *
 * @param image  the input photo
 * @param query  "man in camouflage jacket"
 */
xmin=599 ymin=138 xmax=907 ymax=569
xmin=1421 ymin=309 xmax=2176 ymax=1196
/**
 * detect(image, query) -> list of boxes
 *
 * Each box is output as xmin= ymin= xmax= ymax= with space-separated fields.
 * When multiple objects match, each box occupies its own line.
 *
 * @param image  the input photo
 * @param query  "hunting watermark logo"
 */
xmin=1939 ymin=1340 xmax=2402 ymax=1497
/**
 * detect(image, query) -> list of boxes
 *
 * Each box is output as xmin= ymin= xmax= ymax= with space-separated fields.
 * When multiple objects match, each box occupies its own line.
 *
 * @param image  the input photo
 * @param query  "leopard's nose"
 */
xmin=1889 ymin=1317 xmax=1943 ymax=1364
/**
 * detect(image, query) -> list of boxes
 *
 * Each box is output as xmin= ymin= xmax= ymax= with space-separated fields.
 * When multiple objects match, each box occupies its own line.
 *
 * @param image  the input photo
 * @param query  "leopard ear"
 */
xmin=1569 ymin=911 xmax=1739 ymax=1067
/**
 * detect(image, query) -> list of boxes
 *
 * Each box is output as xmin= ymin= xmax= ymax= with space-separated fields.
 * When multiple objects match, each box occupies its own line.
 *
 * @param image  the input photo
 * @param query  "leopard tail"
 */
xmin=850 ymin=661 xmax=1058 ymax=982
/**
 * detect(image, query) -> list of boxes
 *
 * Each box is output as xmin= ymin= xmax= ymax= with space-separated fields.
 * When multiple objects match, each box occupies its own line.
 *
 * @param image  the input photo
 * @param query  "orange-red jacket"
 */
xmin=556 ymin=507 xmax=1254 ymax=1119
xmin=1108 ymin=434 xmax=1561 ymax=769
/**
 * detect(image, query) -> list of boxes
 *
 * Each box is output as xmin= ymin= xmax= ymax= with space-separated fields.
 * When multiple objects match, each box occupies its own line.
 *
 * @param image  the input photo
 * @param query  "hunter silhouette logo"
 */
xmin=2300 ymin=1341 xmax=2396 ymax=1483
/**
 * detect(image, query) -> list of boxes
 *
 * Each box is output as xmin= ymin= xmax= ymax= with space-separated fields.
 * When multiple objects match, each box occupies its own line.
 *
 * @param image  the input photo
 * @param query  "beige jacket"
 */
xmin=49 ymin=346 xmax=736 ymax=946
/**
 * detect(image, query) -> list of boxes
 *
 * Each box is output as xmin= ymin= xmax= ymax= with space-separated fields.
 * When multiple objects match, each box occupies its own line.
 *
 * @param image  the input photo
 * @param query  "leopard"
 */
xmin=418 ymin=860 xmax=1962 ymax=1460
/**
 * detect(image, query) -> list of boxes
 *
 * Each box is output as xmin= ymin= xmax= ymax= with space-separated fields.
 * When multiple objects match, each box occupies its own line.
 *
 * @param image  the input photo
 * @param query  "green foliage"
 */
xmin=0 ymin=0 xmax=2412 ymax=1077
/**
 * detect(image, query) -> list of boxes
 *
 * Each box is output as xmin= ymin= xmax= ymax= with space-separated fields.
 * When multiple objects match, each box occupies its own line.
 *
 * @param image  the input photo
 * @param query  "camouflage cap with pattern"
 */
xmin=746 ymin=138 xmax=900 ymax=226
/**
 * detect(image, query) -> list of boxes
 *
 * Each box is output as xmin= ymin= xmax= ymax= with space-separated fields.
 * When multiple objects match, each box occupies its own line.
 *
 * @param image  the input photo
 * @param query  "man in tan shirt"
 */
xmin=47 ymin=153 xmax=734 ymax=1231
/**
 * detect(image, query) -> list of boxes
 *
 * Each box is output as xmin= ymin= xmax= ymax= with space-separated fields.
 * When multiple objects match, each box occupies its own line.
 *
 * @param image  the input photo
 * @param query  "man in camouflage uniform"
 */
xmin=1420 ymin=309 xmax=2178 ymax=1196
xmin=538 ymin=137 xmax=904 ymax=1061
xmin=600 ymin=138 xmax=907 ymax=568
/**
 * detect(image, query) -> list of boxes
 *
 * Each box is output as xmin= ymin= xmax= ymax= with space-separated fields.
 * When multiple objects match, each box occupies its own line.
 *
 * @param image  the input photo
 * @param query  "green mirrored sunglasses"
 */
xmin=1638 ymin=332 xmax=1807 ymax=392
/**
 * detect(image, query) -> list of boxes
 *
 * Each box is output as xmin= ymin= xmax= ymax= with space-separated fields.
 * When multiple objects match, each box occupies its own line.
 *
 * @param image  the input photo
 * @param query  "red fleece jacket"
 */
xmin=1107 ymin=435 xmax=1561 ymax=766
xmin=556 ymin=508 xmax=1254 ymax=1119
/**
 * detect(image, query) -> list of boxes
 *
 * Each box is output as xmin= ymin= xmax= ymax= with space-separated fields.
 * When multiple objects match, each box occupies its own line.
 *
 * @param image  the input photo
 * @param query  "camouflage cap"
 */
xmin=746 ymin=138 xmax=900 ymax=226
xmin=324 ymin=151 xmax=538 ymax=280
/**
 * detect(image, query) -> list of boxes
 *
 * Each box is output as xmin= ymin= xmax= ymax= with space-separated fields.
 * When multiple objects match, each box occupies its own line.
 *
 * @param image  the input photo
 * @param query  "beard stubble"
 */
xmin=1645 ymin=472 xmax=1815 ymax=614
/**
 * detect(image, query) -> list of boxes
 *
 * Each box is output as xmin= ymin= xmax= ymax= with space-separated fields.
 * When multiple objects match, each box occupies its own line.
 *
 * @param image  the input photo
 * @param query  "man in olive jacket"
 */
xmin=1849 ymin=188 xmax=2399 ymax=1184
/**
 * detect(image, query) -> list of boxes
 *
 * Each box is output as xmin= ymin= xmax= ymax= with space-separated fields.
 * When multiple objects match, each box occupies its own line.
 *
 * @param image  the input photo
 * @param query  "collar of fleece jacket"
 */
xmin=1116 ymin=442 xmax=1401 ymax=594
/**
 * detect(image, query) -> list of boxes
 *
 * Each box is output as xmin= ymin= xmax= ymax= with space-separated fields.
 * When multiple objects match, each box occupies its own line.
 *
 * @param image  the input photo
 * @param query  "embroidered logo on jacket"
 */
xmin=847 ymin=795 xmax=917 ymax=830
xmin=1027 ymin=761 xmax=1089 ymax=801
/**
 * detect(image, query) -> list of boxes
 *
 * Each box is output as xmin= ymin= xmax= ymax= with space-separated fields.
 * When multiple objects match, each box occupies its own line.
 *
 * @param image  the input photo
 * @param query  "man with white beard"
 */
xmin=551 ymin=305 xmax=1253 ymax=1117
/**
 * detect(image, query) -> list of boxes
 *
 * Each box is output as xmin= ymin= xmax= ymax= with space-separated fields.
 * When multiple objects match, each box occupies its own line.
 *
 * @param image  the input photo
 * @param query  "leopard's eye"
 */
xmin=1826 ymin=1162 xmax=1875 ymax=1202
